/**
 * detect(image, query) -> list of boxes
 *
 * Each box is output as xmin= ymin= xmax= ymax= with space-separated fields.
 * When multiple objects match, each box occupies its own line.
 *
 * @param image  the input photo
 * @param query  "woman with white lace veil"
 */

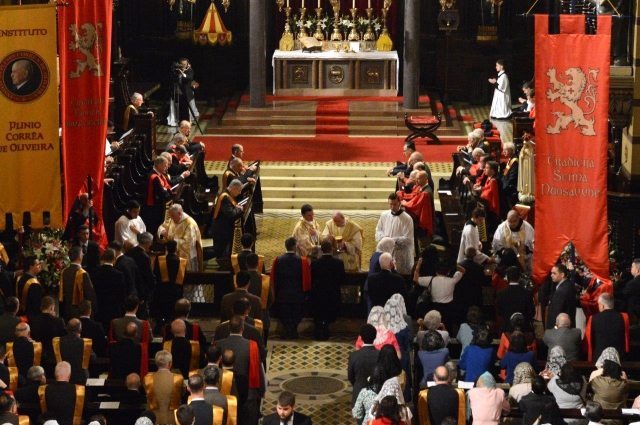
xmin=355 ymin=306 xmax=401 ymax=357
xmin=385 ymin=294 xmax=412 ymax=400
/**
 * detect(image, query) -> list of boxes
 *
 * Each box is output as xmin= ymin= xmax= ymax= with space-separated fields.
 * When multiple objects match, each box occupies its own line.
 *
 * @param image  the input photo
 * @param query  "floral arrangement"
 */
xmin=22 ymin=228 xmax=70 ymax=290
xmin=355 ymin=16 xmax=381 ymax=35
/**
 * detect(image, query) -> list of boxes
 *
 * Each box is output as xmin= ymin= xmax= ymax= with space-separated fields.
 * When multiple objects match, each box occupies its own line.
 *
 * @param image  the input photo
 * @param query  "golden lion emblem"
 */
xmin=68 ymin=23 xmax=103 ymax=78
xmin=546 ymin=67 xmax=598 ymax=136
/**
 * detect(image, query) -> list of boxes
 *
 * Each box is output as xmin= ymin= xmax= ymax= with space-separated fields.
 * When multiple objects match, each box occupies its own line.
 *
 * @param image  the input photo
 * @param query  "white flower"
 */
xmin=297 ymin=19 xmax=304 ymax=27
xmin=374 ymin=23 xmax=381 ymax=31
xmin=305 ymin=20 xmax=313 ymax=28
xmin=321 ymin=22 xmax=327 ymax=29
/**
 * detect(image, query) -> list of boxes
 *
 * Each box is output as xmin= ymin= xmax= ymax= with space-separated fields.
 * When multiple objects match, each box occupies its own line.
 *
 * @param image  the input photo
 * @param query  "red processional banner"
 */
xmin=533 ymin=15 xmax=611 ymax=284
xmin=58 ymin=0 xmax=112 ymax=237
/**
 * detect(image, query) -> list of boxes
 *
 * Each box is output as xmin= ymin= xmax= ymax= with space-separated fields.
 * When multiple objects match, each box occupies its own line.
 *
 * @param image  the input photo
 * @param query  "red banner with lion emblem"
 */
xmin=58 ymin=0 xmax=112 ymax=243
xmin=533 ymin=14 xmax=611 ymax=284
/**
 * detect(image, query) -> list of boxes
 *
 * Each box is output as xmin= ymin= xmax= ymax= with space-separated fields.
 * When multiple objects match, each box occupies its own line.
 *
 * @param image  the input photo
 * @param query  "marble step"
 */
xmin=262 ymin=186 xmax=393 ymax=199
xmin=261 ymin=175 xmax=393 ymax=188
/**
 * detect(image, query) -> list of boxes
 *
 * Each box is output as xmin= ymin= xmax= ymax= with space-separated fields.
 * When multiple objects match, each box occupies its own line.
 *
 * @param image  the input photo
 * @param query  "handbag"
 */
xmin=417 ymin=276 xmax=434 ymax=306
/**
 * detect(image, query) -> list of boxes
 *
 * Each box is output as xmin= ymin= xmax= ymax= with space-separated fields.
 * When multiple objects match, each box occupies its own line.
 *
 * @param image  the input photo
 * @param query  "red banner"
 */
xmin=533 ymin=15 xmax=611 ymax=283
xmin=58 ymin=0 xmax=112 ymax=234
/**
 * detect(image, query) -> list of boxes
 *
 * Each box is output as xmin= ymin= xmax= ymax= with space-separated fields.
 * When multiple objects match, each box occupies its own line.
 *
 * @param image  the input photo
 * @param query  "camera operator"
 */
xmin=168 ymin=57 xmax=200 ymax=126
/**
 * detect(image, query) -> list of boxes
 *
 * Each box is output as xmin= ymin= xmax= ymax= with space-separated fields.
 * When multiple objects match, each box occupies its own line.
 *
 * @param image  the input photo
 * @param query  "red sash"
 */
xmin=248 ymin=340 xmax=261 ymax=389
xmin=146 ymin=172 xmax=171 ymax=206
xmin=584 ymin=311 xmax=630 ymax=361
xmin=270 ymin=256 xmax=311 ymax=293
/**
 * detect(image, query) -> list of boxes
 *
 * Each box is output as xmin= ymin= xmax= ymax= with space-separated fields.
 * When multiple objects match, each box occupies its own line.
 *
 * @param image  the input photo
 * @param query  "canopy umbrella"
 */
xmin=194 ymin=1 xmax=232 ymax=46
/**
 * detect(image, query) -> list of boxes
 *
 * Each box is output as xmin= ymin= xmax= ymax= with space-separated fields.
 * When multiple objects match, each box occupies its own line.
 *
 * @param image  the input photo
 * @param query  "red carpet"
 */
xmin=240 ymin=94 xmax=431 ymax=103
xmin=195 ymin=135 xmax=463 ymax=162
xmin=316 ymin=100 xmax=350 ymax=135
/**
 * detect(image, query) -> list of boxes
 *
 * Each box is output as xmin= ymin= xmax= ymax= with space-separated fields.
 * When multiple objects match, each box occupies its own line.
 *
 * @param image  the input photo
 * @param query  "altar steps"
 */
xmin=254 ymin=162 xmax=452 ymax=211
xmin=206 ymin=96 xmax=467 ymax=137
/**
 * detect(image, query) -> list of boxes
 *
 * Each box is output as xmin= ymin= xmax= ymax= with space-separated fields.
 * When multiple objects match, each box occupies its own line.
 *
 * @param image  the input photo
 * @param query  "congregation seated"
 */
xmin=0 ymin=393 xmax=29 ymax=425
xmin=417 ymin=365 xmax=465 ymax=425
xmin=458 ymin=327 xmax=494 ymax=383
xmin=542 ymin=313 xmax=582 ymax=362
xmin=518 ymin=376 xmax=565 ymax=425
xmin=15 ymin=365 xmax=46 ymax=406
xmin=417 ymin=330 xmax=449 ymax=388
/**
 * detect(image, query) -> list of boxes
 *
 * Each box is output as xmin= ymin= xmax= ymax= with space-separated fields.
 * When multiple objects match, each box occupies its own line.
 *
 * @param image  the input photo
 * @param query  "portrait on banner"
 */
xmin=0 ymin=50 xmax=48 ymax=102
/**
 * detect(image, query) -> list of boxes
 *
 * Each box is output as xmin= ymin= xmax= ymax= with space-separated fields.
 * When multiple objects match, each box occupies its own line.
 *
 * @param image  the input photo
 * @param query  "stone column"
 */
xmin=403 ymin=0 xmax=420 ymax=109
xmin=620 ymin=0 xmax=640 ymax=192
xmin=249 ymin=0 xmax=266 ymax=108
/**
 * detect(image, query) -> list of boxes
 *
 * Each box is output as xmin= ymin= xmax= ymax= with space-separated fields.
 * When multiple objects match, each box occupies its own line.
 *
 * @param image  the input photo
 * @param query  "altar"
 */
xmin=272 ymin=50 xmax=399 ymax=96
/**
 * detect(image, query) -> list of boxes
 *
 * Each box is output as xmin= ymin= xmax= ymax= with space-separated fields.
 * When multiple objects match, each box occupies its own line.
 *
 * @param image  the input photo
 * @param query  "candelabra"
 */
xmin=376 ymin=0 xmax=393 ymax=51
xmin=329 ymin=0 xmax=342 ymax=41
xmin=299 ymin=7 xmax=309 ymax=38
xmin=279 ymin=6 xmax=295 ymax=51
xmin=348 ymin=7 xmax=360 ymax=40
xmin=363 ymin=7 xmax=375 ymax=41
xmin=313 ymin=7 xmax=325 ymax=40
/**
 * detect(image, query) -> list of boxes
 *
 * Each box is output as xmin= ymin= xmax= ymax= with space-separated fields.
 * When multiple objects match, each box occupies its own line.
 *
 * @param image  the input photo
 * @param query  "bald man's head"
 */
xmin=434 ymin=366 xmax=450 ymax=383
xmin=555 ymin=313 xmax=571 ymax=328
xmin=171 ymin=319 xmax=186 ymax=337
xmin=10 ymin=60 xmax=32 ymax=86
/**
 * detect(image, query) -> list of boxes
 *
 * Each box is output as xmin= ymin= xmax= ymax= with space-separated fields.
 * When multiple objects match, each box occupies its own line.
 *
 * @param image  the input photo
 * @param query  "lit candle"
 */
xmin=352 ymin=0 xmax=356 ymax=7
xmin=318 ymin=0 xmax=321 ymax=6
xmin=368 ymin=0 xmax=371 ymax=7
xmin=301 ymin=0 xmax=305 ymax=7
xmin=286 ymin=0 xmax=289 ymax=7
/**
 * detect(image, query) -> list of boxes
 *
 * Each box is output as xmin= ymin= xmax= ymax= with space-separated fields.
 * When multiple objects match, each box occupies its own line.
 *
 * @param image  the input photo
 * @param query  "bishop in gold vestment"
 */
xmin=159 ymin=204 xmax=203 ymax=271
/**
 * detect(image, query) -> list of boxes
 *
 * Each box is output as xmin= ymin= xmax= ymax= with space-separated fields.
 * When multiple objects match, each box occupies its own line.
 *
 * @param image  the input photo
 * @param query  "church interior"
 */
xmin=2 ymin=0 xmax=640 ymax=424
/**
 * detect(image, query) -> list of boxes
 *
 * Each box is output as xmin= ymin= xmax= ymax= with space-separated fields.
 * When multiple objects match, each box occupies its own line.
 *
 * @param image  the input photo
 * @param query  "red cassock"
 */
xmin=481 ymin=176 xmax=500 ymax=217
xmin=401 ymin=188 xmax=434 ymax=236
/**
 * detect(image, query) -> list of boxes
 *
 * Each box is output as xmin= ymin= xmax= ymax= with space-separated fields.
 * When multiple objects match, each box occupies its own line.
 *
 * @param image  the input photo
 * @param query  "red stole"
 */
xmin=402 ymin=189 xmax=434 ymax=236
xmin=146 ymin=171 xmax=171 ymax=206
xmin=269 ymin=255 xmax=311 ymax=293
xmin=481 ymin=176 xmax=500 ymax=216
xmin=248 ymin=340 xmax=261 ymax=389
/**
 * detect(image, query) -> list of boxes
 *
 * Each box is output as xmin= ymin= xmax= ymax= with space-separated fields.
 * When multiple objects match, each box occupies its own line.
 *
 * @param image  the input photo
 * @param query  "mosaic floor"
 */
xmin=262 ymin=340 xmax=355 ymax=424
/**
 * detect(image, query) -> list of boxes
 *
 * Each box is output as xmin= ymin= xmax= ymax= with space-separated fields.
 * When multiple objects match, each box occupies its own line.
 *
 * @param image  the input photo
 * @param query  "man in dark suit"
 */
xmin=110 ymin=295 xmax=152 ymax=343
xmin=92 ymin=249 xmax=127 ymax=331
xmin=585 ymin=293 xmax=628 ymax=361
xmin=262 ymin=391 xmax=312 ymax=425
xmin=0 ymin=393 xmax=23 ymax=425
xmin=367 ymin=252 xmax=406 ymax=308
xmin=53 ymin=318 xmax=93 ymax=384
xmin=518 ymin=376 xmax=566 ymax=425
xmin=424 ymin=366 xmax=462 ymax=425
xmin=220 ymin=271 xmax=263 ymax=323
xmin=187 ymin=374 xmax=214 ymax=425
xmin=126 ymin=232 xmax=156 ymax=319
xmin=153 ymin=240 xmax=186 ymax=326
xmin=271 ymin=238 xmax=311 ymax=339
xmin=203 ymin=365 xmax=230 ymax=425
xmin=15 ymin=256 xmax=43 ymax=319
xmin=246 ymin=253 xmax=272 ymax=344
xmin=9 ymin=59 xmax=40 ymax=96
xmin=110 ymin=240 xmax=142 ymax=297
xmin=623 ymin=259 xmax=640 ymax=320
xmin=347 ymin=324 xmax=379 ymax=406
xmin=109 ymin=322 xmax=143 ymax=379
xmin=542 ymin=313 xmax=582 ymax=361
xmin=59 ymin=246 xmax=96 ymax=322
xmin=214 ymin=299 xmax=265 ymax=363
xmin=163 ymin=298 xmax=206 ymax=353
xmin=39 ymin=361 xmax=85 ymax=425
xmin=29 ymin=296 xmax=66 ymax=367
xmin=310 ymin=240 xmax=345 ymax=340
xmin=214 ymin=317 xmax=264 ymax=425
xmin=78 ymin=300 xmax=107 ymax=357
xmin=545 ymin=264 xmax=577 ymax=329
xmin=0 ymin=297 xmax=20 ymax=347
xmin=496 ymin=266 xmax=535 ymax=331
xmin=232 ymin=233 xmax=265 ymax=273
xmin=453 ymin=246 xmax=488 ymax=330
xmin=74 ymin=225 xmax=101 ymax=273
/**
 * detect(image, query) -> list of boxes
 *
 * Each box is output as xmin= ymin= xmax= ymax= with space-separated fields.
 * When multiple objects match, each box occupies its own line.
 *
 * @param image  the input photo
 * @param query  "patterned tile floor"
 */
xmin=262 ymin=340 xmax=355 ymax=424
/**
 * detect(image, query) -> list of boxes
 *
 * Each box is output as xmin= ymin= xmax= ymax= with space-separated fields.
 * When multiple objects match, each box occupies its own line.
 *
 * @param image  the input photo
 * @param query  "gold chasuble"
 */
xmin=321 ymin=218 xmax=364 ymax=271
xmin=160 ymin=213 xmax=203 ymax=271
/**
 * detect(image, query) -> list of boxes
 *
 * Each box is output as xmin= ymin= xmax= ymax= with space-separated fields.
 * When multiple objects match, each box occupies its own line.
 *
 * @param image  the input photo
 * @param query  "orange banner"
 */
xmin=58 ymin=0 xmax=112 ymax=233
xmin=0 ymin=4 xmax=62 ymax=228
xmin=533 ymin=15 xmax=611 ymax=283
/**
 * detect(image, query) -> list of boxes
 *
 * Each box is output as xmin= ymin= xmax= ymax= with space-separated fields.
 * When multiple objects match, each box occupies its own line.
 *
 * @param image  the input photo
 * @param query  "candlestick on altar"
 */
xmin=348 ymin=7 xmax=360 ymax=40
xmin=313 ymin=6 xmax=325 ymax=40
xmin=299 ymin=7 xmax=309 ymax=38
xmin=329 ymin=0 xmax=342 ymax=41
xmin=363 ymin=7 xmax=375 ymax=40
xmin=376 ymin=0 xmax=393 ymax=51
xmin=279 ymin=6 xmax=295 ymax=50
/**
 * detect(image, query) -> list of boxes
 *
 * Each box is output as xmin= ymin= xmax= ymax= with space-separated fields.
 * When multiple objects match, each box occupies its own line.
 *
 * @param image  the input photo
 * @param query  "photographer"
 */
xmin=168 ymin=57 xmax=200 ymax=126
